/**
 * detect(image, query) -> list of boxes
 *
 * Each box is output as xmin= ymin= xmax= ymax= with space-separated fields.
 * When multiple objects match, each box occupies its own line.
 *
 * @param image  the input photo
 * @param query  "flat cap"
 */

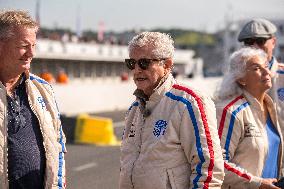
xmin=238 ymin=18 xmax=277 ymax=42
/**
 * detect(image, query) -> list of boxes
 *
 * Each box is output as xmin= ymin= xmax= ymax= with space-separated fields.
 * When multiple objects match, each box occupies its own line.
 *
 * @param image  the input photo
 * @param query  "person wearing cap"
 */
xmin=238 ymin=18 xmax=284 ymax=150
xmin=215 ymin=47 xmax=283 ymax=189
xmin=119 ymin=31 xmax=224 ymax=189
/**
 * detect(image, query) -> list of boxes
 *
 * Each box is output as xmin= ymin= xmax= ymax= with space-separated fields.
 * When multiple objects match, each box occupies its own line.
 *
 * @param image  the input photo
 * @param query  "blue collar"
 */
xmin=269 ymin=56 xmax=275 ymax=70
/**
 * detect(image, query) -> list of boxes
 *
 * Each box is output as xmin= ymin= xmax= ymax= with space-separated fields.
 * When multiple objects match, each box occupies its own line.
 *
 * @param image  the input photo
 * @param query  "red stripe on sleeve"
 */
xmin=224 ymin=162 xmax=251 ymax=181
xmin=173 ymin=84 xmax=214 ymax=189
xmin=218 ymin=96 xmax=244 ymax=139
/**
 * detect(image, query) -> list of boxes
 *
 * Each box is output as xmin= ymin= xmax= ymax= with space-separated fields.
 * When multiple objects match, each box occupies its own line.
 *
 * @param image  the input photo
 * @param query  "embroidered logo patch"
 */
xmin=277 ymin=88 xmax=284 ymax=101
xmin=128 ymin=123 xmax=136 ymax=138
xmin=153 ymin=120 xmax=168 ymax=137
xmin=244 ymin=123 xmax=261 ymax=137
xmin=37 ymin=96 xmax=46 ymax=110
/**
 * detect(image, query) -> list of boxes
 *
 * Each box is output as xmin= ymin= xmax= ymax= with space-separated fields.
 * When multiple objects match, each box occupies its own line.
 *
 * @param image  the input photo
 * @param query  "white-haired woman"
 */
xmin=215 ymin=47 xmax=283 ymax=189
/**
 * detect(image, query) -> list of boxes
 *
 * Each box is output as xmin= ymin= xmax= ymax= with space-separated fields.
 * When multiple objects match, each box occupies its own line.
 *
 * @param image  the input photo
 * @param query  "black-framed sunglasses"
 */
xmin=244 ymin=37 xmax=271 ymax=46
xmin=125 ymin=58 xmax=167 ymax=70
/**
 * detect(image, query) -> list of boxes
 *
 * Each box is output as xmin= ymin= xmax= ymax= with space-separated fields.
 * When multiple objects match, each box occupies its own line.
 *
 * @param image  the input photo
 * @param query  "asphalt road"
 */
xmin=66 ymin=144 xmax=120 ymax=189
xmin=65 ymin=110 xmax=125 ymax=189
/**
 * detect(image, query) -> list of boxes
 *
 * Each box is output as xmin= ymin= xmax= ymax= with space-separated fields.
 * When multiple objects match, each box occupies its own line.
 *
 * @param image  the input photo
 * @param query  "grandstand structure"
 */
xmin=32 ymin=39 xmax=203 ymax=82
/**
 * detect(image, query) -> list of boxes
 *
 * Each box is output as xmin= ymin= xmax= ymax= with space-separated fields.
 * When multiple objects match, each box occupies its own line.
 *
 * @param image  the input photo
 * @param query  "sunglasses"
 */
xmin=244 ymin=37 xmax=271 ymax=46
xmin=125 ymin=58 xmax=167 ymax=70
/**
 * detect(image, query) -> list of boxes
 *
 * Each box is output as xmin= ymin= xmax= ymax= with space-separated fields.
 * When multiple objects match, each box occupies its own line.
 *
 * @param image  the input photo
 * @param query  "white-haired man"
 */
xmin=119 ymin=31 xmax=224 ymax=189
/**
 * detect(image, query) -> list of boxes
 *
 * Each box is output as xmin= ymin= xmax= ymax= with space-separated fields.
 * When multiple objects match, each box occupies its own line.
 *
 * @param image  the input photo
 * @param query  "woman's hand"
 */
xmin=259 ymin=178 xmax=280 ymax=189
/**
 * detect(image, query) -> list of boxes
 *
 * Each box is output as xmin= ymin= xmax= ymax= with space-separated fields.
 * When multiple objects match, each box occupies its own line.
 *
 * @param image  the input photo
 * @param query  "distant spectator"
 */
xmin=71 ymin=35 xmax=78 ymax=43
xmin=40 ymin=69 xmax=55 ymax=84
xmin=61 ymin=33 xmax=70 ymax=43
xmin=56 ymin=69 xmax=69 ymax=84
xmin=187 ymin=72 xmax=194 ymax=78
xmin=120 ymin=72 xmax=129 ymax=81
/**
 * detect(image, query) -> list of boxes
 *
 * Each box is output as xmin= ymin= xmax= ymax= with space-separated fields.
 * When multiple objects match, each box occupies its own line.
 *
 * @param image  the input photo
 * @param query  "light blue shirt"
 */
xmin=262 ymin=114 xmax=280 ymax=178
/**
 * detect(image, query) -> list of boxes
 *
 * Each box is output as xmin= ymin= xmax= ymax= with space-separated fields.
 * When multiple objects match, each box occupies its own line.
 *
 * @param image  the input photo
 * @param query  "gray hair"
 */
xmin=128 ymin=31 xmax=174 ymax=59
xmin=0 ymin=10 xmax=38 ymax=41
xmin=214 ymin=47 xmax=267 ymax=101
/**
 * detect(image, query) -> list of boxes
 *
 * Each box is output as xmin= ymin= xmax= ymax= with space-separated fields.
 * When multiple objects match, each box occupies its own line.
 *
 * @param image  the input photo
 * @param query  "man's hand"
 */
xmin=259 ymin=178 xmax=280 ymax=189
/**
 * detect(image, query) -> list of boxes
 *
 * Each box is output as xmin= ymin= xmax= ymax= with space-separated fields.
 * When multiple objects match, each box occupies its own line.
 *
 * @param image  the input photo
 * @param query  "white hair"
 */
xmin=128 ymin=31 xmax=174 ymax=59
xmin=214 ymin=47 xmax=267 ymax=101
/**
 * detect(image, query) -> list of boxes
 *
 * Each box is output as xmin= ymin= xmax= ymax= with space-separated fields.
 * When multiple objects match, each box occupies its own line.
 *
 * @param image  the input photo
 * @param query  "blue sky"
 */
xmin=1 ymin=0 xmax=284 ymax=33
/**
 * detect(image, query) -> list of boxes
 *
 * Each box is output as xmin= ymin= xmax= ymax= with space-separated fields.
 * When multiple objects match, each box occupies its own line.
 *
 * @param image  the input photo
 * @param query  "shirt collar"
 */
xmin=269 ymin=56 xmax=275 ymax=70
xmin=133 ymin=73 xmax=176 ymax=117
xmin=15 ymin=73 xmax=26 ymax=90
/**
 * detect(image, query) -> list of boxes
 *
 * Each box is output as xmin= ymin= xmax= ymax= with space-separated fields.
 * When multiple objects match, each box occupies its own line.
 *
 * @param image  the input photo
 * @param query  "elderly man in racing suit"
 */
xmin=119 ymin=31 xmax=224 ymax=189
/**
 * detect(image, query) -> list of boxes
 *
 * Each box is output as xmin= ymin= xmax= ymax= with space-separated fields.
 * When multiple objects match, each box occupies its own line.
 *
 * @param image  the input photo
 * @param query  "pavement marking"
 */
xmin=73 ymin=162 xmax=97 ymax=172
xmin=113 ymin=121 xmax=125 ymax=128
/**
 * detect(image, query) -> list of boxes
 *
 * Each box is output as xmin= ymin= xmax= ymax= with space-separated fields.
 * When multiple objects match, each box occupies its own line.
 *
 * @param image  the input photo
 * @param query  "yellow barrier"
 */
xmin=75 ymin=114 xmax=121 ymax=146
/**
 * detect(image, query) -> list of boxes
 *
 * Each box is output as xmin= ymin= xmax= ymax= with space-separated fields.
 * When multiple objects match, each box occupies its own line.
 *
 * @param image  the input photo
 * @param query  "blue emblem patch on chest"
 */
xmin=277 ymin=88 xmax=284 ymax=101
xmin=37 ymin=96 xmax=46 ymax=109
xmin=153 ymin=120 xmax=168 ymax=137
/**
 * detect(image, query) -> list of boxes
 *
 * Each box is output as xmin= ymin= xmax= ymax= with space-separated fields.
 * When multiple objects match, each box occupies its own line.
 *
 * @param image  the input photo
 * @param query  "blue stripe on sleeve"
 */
xmin=166 ymin=92 xmax=205 ymax=188
xmin=224 ymin=102 xmax=249 ymax=160
xmin=58 ymin=125 xmax=64 ymax=188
